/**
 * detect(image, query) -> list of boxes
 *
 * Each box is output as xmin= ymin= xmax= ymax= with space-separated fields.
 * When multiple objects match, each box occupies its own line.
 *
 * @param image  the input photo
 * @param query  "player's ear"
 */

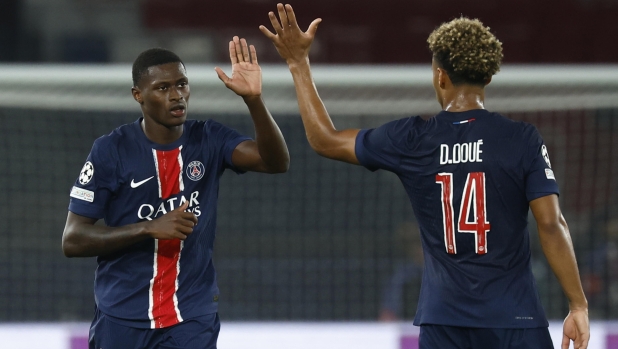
xmin=484 ymin=76 xmax=492 ymax=86
xmin=132 ymin=87 xmax=143 ymax=104
xmin=437 ymin=68 xmax=448 ymax=89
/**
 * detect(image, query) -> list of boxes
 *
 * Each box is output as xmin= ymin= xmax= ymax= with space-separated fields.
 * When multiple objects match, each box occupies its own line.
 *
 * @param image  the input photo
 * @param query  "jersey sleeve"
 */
xmin=523 ymin=125 xmax=560 ymax=201
xmin=68 ymin=137 xmax=120 ymax=219
xmin=355 ymin=117 xmax=415 ymax=173
xmin=206 ymin=120 xmax=252 ymax=174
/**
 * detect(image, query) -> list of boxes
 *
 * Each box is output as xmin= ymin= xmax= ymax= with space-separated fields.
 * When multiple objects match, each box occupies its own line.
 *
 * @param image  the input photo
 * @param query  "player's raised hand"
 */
xmin=259 ymin=3 xmax=321 ymax=66
xmin=562 ymin=308 xmax=590 ymax=349
xmin=145 ymin=201 xmax=197 ymax=240
xmin=215 ymin=36 xmax=262 ymax=99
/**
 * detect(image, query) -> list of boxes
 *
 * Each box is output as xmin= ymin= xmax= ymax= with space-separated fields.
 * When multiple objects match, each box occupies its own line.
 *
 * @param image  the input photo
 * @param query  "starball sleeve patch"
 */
xmin=541 ymin=145 xmax=552 ymax=168
xmin=79 ymin=161 xmax=95 ymax=185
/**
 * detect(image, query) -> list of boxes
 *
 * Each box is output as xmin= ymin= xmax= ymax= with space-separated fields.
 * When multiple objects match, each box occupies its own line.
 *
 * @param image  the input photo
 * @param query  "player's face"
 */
xmin=135 ymin=62 xmax=190 ymax=128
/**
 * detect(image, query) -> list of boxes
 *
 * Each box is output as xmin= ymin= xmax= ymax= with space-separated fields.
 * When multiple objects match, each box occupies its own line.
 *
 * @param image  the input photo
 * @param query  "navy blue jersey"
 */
xmin=69 ymin=118 xmax=250 ymax=329
xmin=355 ymin=109 xmax=559 ymax=328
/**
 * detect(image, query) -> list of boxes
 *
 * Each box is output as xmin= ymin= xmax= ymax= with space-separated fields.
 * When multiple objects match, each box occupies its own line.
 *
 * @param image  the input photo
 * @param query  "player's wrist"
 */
xmin=287 ymin=57 xmax=310 ymax=71
xmin=242 ymin=94 xmax=263 ymax=104
xmin=135 ymin=220 xmax=155 ymax=239
xmin=568 ymin=300 xmax=588 ymax=312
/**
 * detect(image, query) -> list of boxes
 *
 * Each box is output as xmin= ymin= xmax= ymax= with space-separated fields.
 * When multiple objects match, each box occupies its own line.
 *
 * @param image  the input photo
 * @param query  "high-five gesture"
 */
xmin=260 ymin=3 xmax=322 ymax=66
xmin=215 ymin=36 xmax=262 ymax=98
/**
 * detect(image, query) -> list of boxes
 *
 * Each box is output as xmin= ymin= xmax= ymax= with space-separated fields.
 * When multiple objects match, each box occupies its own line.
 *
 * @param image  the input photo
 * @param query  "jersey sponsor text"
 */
xmin=137 ymin=190 xmax=201 ymax=221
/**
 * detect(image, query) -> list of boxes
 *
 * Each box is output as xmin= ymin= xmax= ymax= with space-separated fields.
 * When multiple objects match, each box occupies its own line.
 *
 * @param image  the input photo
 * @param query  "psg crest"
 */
xmin=186 ymin=161 xmax=205 ymax=181
xmin=79 ymin=161 xmax=94 ymax=185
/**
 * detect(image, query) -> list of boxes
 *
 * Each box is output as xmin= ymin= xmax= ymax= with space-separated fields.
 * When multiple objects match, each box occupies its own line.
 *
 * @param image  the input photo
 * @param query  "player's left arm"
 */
xmin=215 ymin=36 xmax=289 ymax=174
xmin=530 ymin=194 xmax=589 ymax=349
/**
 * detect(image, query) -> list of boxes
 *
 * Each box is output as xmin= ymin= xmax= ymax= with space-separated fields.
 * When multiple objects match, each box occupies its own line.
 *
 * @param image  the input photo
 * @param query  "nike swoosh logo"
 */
xmin=130 ymin=176 xmax=154 ymax=188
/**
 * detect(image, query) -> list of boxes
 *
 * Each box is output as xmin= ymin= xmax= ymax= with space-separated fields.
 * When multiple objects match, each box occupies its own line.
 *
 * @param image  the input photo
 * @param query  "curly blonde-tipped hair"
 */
xmin=427 ymin=17 xmax=503 ymax=86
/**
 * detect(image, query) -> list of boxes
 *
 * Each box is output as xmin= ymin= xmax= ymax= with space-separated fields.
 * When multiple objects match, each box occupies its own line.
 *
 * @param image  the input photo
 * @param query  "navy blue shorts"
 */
xmin=89 ymin=310 xmax=220 ymax=349
xmin=419 ymin=325 xmax=554 ymax=349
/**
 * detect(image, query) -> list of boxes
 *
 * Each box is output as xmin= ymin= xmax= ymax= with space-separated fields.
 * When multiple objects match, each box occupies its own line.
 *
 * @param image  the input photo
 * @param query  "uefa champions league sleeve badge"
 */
xmin=79 ymin=161 xmax=94 ymax=185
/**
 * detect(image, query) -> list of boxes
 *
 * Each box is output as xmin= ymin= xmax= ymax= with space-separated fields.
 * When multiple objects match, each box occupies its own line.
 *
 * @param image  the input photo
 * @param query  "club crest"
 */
xmin=186 ymin=161 xmax=205 ymax=181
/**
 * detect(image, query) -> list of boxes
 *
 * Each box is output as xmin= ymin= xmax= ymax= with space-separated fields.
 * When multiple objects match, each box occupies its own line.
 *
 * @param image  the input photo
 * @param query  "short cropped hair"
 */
xmin=427 ymin=17 xmax=503 ymax=86
xmin=132 ymin=48 xmax=184 ymax=87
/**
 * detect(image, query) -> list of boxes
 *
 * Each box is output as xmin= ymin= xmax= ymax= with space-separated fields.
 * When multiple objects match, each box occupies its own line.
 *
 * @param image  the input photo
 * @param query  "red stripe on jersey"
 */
xmin=151 ymin=239 xmax=182 ymax=328
xmin=155 ymin=148 xmax=182 ymax=200
xmin=150 ymin=147 xmax=184 ymax=328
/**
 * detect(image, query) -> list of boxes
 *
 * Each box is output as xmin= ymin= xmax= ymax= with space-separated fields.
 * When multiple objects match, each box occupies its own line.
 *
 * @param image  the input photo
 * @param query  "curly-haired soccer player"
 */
xmin=261 ymin=4 xmax=589 ymax=349
xmin=62 ymin=37 xmax=289 ymax=349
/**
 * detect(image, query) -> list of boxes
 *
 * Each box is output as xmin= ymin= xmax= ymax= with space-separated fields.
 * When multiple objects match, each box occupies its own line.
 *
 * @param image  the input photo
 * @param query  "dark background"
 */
xmin=2 ymin=0 xmax=618 ymax=64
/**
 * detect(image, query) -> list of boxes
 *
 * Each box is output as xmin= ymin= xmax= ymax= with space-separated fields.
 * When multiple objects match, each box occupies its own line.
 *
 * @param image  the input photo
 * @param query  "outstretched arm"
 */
xmin=260 ymin=3 xmax=360 ymax=164
xmin=216 ymin=36 xmax=289 ymax=173
xmin=530 ymin=194 xmax=589 ymax=349
xmin=62 ymin=202 xmax=197 ymax=257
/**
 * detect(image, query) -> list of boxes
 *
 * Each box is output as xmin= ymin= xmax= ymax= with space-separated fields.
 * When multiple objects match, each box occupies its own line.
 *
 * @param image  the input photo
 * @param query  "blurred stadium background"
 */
xmin=1 ymin=0 xmax=618 ymax=348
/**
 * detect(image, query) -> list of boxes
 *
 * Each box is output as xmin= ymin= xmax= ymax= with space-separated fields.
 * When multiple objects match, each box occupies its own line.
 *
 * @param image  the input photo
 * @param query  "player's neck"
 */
xmin=141 ymin=118 xmax=184 ymax=145
xmin=442 ymin=86 xmax=485 ymax=113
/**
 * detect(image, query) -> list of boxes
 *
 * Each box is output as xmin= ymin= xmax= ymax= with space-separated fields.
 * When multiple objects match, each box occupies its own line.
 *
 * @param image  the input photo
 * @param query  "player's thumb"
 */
xmin=177 ymin=201 xmax=189 ymax=211
xmin=308 ymin=18 xmax=322 ymax=36
xmin=214 ymin=67 xmax=230 ymax=84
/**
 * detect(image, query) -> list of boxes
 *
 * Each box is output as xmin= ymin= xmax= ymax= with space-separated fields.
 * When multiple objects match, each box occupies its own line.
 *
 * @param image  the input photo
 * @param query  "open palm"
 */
xmin=215 ymin=36 xmax=262 ymax=98
xmin=259 ymin=3 xmax=321 ymax=65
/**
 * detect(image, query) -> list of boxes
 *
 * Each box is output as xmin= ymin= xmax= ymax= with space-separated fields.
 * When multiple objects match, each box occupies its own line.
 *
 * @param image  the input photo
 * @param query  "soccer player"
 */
xmin=61 ymin=37 xmax=289 ymax=349
xmin=260 ymin=4 xmax=589 ymax=349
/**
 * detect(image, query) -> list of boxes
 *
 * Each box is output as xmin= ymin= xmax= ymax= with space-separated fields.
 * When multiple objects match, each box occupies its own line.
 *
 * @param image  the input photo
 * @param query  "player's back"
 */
xmin=356 ymin=109 xmax=559 ymax=328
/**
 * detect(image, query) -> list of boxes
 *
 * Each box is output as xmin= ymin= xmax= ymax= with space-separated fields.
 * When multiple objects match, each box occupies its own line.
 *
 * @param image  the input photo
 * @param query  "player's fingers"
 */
xmin=177 ymin=225 xmax=194 ymax=235
xmin=180 ymin=212 xmax=198 ymax=225
xmin=250 ymin=45 xmax=258 ymax=65
xmin=233 ymin=36 xmax=244 ymax=64
xmin=561 ymin=333 xmax=570 ymax=349
xmin=284 ymin=4 xmax=299 ymax=29
xmin=307 ymin=18 xmax=322 ymax=37
xmin=178 ymin=217 xmax=196 ymax=228
xmin=240 ymin=38 xmax=250 ymax=63
xmin=175 ymin=231 xmax=189 ymax=240
xmin=268 ymin=11 xmax=283 ymax=36
xmin=277 ymin=3 xmax=289 ymax=29
xmin=214 ymin=67 xmax=230 ymax=84
xmin=228 ymin=40 xmax=238 ymax=65
xmin=259 ymin=25 xmax=277 ymax=40
xmin=573 ymin=335 xmax=590 ymax=349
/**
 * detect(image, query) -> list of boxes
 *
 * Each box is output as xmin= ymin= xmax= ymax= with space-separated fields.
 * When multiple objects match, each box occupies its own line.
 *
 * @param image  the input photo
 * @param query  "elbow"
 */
xmin=537 ymin=215 xmax=569 ymax=238
xmin=62 ymin=242 xmax=77 ymax=258
xmin=308 ymin=138 xmax=331 ymax=158
xmin=62 ymin=231 xmax=84 ymax=258
xmin=307 ymin=132 xmax=341 ymax=160
xmin=265 ymin=152 xmax=290 ymax=174
xmin=277 ymin=162 xmax=290 ymax=174
xmin=313 ymin=147 xmax=331 ymax=158
xmin=62 ymin=238 xmax=79 ymax=258
xmin=268 ymin=159 xmax=290 ymax=174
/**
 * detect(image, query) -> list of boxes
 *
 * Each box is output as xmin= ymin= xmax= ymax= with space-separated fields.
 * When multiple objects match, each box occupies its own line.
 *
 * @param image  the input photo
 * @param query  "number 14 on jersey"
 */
xmin=435 ymin=172 xmax=491 ymax=255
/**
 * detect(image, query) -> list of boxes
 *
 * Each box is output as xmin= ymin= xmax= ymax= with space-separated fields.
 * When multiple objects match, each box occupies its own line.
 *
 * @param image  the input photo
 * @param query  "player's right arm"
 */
xmin=260 ymin=3 xmax=360 ymax=165
xmin=530 ymin=195 xmax=589 ymax=349
xmin=62 ymin=201 xmax=197 ymax=258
